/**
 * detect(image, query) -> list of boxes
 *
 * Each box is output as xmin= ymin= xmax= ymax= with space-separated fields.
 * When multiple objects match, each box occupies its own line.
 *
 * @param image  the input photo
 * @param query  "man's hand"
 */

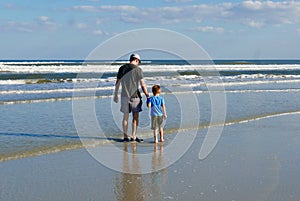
xmin=113 ymin=95 xmax=118 ymax=103
xmin=114 ymin=79 xmax=120 ymax=103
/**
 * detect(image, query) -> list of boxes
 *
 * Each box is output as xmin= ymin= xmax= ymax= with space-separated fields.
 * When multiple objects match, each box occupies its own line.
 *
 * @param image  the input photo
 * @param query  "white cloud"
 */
xmin=72 ymin=5 xmax=98 ymax=12
xmin=36 ymin=16 xmax=60 ymax=30
xmin=1 ymin=21 xmax=34 ymax=33
xmin=69 ymin=18 xmax=113 ymax=36
xmin=1 ymin=16 xmax=60 ymax=33
xmin=68 ymin=1 xmax=300 ymax=29
xmin=164 ymin=0 xmax=193 ymax=3
xmin=72 ymin=5 xmax=137 ymax=12
xmin=3 ymin=3 xmax=28 ymax=10
xmin=231 ymin=1 xmax=300 ymax=26
xmin=241 ymin=0 xmax=295 ymax=11
xmin=120 ymin=15 xmax=141 ymax=23
xmin=101 ymin=5 xmax=137 ymax=12
xmin=91 ymin=29 xmax=103 ymax=35
xmin=74 ymin=22 xmax=87 ymax=29
xmin=192 ymin=26 xmax=224 ymax=33
xmin=244 ymin=20 xmax=265 ymax=28
xmin=297 ymin=28 xmax=300 ymax=35
xmin=95 ymin=18 xmax=103 ymax=25
xmin=38 ymin=16 xmax=50 ymax=22
xmin=4 ymin=3 xmax=14 ymax=9
xmin=241 ymin=1 xmax=264 ymax=10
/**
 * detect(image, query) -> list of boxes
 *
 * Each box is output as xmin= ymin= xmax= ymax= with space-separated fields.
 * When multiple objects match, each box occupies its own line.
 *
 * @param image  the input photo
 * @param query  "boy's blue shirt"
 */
xmin=147 ymin=95 xmax=165 ymax=116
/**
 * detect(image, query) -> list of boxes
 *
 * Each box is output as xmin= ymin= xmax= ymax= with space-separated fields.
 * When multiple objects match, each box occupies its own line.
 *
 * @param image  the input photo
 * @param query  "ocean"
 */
xmin=1 ymin=59 xmax=300 ymax=161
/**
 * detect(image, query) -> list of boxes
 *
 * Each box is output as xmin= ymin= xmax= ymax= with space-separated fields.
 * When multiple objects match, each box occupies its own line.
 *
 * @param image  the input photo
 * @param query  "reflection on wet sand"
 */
xmin=114 ymin=143 xmax=168 ymax=201
xmin=149 ymin=143 xmax=168 ymax=201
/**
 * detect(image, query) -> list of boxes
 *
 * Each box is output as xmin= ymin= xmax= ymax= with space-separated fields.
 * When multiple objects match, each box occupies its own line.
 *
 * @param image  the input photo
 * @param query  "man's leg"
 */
xmin=123 ymin=113 xmax=129 ymax=139
xmin=132 ymin=112 xmax=139 ymax=140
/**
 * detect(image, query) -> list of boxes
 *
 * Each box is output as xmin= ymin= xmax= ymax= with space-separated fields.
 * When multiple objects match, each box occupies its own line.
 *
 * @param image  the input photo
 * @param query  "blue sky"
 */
xmin=1 ymin=0 xmax=300 ymax=60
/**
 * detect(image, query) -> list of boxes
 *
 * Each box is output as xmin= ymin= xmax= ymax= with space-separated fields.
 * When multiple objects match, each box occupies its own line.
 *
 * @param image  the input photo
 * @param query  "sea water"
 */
xmin=1 ymin=60 xmax=300 ymax=161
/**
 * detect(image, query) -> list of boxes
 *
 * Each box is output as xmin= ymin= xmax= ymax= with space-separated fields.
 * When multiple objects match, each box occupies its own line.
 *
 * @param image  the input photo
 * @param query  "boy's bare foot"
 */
xmin=154 ymin=136 xmax=158 ymax=143
xmin=160 ymin=139 xmax=165 ymax=142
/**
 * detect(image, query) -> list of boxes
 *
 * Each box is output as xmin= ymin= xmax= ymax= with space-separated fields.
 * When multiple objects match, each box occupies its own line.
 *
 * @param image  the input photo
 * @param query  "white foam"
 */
xmin=0 ymin=80 xmax=27 ymax=85
xmin=225 ymin=110 xmax=300 ymax=126
xmin=1 ymin=76 xmax=300 ymax=97
xmin=0 ymin=63 xmax=115 ymax=73
xmin=0 ymin=86 xmax=115 ymax=95
xmin=2 ymin=62 xmax=300 ymax=73
xmin=212 ymin=64 xmax=300 ymax=71
xmin=167 ymin=78 xmax=300 ymax=89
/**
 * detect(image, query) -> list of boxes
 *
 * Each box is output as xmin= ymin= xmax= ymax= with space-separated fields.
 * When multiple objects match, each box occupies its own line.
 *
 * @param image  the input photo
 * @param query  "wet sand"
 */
xmin=1 ymin=113 xmax=300 ymax=201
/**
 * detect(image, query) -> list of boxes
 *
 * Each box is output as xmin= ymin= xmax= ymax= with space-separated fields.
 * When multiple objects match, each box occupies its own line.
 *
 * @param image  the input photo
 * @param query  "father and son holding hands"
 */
xmin=114 ymin=53 xmax=167 ymax=143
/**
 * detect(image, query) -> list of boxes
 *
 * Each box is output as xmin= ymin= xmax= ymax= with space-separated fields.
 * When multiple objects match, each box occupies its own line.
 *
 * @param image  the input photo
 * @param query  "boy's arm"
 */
xmin=162 ymin=105 xmax=167 ymax=119
xmin=147 ymin=97 xmax=151 ymax=108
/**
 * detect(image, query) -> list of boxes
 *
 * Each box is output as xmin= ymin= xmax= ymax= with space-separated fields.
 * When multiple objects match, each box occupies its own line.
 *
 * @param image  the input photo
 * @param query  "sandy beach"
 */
xmin=2 ymin=0 xmax=300 ymax=200
xmin=1 ymin=113 xmax=300 ymax=201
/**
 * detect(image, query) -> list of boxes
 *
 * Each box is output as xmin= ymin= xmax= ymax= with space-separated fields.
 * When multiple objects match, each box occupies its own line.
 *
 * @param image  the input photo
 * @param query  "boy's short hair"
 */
xmin=152 ymin=85 xmax=160 ymax=95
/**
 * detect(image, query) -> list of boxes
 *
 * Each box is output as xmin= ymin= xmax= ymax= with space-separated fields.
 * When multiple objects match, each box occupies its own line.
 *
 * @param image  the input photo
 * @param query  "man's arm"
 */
xmin=140 ymin=79 xmax=149 ymax=98
xmin=114 ymin=79 xmax=120 ymax=103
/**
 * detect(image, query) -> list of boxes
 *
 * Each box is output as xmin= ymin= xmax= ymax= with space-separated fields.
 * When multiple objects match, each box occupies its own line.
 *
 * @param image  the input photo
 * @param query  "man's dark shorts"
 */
xmin=120 ymin=96 xmax=142 ymax=113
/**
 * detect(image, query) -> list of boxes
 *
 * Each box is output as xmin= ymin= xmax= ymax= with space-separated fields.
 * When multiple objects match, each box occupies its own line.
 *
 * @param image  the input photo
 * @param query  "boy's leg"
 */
xmin=159 ymin=126 xmax=164 ymax=142
xmin=154 ymin=128 xmax=158 ymax=143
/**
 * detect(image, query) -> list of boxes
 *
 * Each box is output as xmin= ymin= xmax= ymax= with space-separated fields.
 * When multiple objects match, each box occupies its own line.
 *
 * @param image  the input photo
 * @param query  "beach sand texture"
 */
xmin=1 ymin=113 xmax=300 ymax=201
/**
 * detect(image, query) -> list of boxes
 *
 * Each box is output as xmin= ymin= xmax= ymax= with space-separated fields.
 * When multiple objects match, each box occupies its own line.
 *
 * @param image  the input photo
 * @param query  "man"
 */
xmin=114 ymin=53 xmax=149 ymax=142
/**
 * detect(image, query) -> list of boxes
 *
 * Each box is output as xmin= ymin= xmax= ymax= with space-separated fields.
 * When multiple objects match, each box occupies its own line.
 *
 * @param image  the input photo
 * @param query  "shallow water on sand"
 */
xmin=1 ymin=113 xmax=300 ymax=201
xmin=1 ymin=84 xmax=300 ymax=161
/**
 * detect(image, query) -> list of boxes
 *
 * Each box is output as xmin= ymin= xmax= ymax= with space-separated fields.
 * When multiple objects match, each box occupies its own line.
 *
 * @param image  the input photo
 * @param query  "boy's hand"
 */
xmin=146 ymin=97 xmax=151 ymax=106
xmin=164 ymin=114 xmax=167 ymax=120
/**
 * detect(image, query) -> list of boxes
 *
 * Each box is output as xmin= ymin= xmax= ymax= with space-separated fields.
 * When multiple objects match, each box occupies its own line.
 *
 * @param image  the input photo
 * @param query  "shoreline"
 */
xmin=1 ymin=109 xmax=300 ymax=163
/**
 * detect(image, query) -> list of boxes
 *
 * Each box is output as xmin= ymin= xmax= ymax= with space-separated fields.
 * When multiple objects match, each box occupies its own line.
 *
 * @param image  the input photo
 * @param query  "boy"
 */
xmin=147 ymin=85 xmax=167 ymax=143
